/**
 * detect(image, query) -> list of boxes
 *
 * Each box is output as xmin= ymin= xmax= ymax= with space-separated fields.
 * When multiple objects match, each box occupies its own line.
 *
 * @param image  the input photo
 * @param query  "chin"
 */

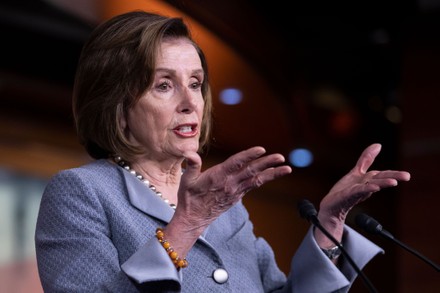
xmin=176 ymin=142 xmax=199 ymax=154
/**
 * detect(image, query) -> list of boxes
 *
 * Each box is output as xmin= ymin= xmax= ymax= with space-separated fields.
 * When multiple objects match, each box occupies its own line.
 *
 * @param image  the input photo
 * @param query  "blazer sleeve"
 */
xmin=121 ymin=236 xmax=182 ymax=285
xmin=287 ymin=225 xmax=383 ymax=293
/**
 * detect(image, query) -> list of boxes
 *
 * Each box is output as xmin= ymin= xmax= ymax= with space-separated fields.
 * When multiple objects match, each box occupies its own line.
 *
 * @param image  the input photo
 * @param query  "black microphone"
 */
xmin=355 ymin=213 xmax=440 ymax=272
xmin=297 ymin=199 xmax=379 ymax=293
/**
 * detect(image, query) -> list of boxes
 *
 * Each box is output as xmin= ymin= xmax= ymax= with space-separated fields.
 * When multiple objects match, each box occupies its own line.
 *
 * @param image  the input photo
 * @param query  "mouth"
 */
xmin=173 ymin=124 xmax=198 ymax=137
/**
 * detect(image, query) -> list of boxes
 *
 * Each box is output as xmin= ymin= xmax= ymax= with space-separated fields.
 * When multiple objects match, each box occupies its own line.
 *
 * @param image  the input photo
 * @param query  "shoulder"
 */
xmin=57 ymin=159 xmax=117 ymax=177
xmin=44 ymin=159 xmax=123 ymax=195
xmin=51 ymin=159 xmax=118 ymax=182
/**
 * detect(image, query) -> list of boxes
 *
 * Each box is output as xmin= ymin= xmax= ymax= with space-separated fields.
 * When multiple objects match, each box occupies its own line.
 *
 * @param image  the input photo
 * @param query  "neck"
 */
xmin=113 ymin=156 xmax=180 ymax=209
xmin=133 ymin=161 xmax=182 ymax=187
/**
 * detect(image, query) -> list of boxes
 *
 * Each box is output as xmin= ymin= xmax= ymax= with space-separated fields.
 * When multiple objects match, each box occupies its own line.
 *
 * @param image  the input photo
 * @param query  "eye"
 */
xmin=156 ymin=80 xmax=171 ymax=91
xmin=190 ymin=81 xmax=202 ymax=90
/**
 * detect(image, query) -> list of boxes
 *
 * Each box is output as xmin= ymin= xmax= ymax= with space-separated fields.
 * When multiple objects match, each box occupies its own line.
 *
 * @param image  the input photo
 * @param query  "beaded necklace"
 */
xmin=113 ymin=156 xmax=177 ymax=209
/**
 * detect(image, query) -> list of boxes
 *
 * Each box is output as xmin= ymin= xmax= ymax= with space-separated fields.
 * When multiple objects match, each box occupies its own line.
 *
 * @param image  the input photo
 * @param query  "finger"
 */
xmin=366 ymin=178 xmax=398 ymax=188
xmin=368 ymin=174 xmax=411 ymax=188
xmin=182 ymin=151 xmax=202 ymax=179
xmin=234 ymin=165 xmax=292 ymax=195
xmin=356 ymin=143 xmax=382 ymax=174
xmin=348 ymin=183 xmax=381 ymax=197
xmin=222 ymin=146 xmax=267 ymax=174
xmin=233 ymin=153 xmax=289 ymax=182
xmin=252 ymin=165 xmax=292 ymax=187
xmin=371 ymin=170 xmax=411 ymax=182
xmin=222 ymin=152 xmax=292 ymax=195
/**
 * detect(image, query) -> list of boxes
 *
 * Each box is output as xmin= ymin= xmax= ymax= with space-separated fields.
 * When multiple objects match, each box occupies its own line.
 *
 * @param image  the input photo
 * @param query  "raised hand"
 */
xmin=316 ymin=143 xmax=411 ymax=247
xmin=176 ymin=146 xmax=292 ymax=229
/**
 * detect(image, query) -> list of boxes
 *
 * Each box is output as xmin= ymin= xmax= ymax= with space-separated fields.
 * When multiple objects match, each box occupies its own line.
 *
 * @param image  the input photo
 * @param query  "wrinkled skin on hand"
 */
xmin=165 ymin=146 xmax=292 ymax=255
xmin=315 ymin=143 xmax=411 ymax=248
xmin=176 ymin=146 xmax=292 ymax=230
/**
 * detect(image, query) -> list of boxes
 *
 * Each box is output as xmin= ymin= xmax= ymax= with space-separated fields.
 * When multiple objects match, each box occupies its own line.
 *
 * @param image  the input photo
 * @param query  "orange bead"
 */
xmin=154 ymin=227 xmax=188 ymax=269
xmin=176 ymin=259 xmax=187 ymax=268
xmin=162 ymin=241 xmax=170 ymax=249
xmin=169 ymin=251 xmax=178 ymax=260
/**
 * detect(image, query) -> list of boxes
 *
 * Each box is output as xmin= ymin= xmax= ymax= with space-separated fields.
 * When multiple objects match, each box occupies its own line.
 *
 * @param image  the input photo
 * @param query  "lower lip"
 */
xmin=173 ymin=129 xmax=198 ymax=138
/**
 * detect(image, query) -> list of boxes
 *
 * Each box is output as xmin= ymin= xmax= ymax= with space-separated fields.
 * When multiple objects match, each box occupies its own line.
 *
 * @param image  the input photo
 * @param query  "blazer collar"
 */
xmin=117 ymin=163 xmax=211 ymax=241
xmin=120 ymin=167 xmax=175 ymax=223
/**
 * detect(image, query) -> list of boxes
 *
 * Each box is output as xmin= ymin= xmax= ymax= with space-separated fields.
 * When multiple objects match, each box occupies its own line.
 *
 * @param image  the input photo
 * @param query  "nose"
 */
xmin=178 ymin=87 xmax=197 ymax=114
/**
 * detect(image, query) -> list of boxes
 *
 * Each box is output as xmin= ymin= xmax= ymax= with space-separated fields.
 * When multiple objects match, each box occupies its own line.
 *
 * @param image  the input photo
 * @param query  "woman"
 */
xmin=35 ymin=10 xmax=411 ymax=292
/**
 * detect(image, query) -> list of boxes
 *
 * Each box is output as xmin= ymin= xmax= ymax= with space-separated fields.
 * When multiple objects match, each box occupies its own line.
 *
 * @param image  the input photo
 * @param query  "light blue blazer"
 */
xmin=35 ymin=159 xmax=382 ymax=292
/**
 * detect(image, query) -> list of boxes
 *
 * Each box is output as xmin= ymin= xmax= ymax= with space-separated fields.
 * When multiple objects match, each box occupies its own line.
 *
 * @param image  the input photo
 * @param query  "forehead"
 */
xmin=156 ymin=38 xmax=201 ymax=67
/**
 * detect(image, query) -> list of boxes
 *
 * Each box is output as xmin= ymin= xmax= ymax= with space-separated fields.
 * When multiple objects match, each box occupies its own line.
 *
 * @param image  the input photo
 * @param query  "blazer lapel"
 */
xmin=118 ymin=165 xmax=212 ymax=243
xmin=120 ymin=168 xmax=175 ymax=223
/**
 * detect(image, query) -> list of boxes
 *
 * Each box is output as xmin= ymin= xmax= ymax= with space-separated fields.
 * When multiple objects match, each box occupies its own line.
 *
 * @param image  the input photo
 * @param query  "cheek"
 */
xmin=197 ymin=98 xmax=205 ymax=117
xmin=126 ymin=106 xmax=156 ymax=136
xmin=134 ymin=102 xmax=164 ymax=125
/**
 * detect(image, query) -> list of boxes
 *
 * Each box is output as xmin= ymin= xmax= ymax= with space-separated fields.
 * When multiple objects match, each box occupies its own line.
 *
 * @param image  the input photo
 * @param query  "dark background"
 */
xmin=0 ymin=0 xmax=439 ymax=292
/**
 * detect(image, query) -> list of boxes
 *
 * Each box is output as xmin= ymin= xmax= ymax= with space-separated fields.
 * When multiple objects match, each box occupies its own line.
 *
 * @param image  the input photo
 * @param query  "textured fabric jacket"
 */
xmin=35 ymin=159 xmax=382 ymax=292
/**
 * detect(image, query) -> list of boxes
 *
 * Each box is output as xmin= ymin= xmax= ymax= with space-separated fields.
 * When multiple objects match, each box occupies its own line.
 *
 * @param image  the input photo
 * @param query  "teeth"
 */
xmin=179 ymin=126 xmax=192 ymax=133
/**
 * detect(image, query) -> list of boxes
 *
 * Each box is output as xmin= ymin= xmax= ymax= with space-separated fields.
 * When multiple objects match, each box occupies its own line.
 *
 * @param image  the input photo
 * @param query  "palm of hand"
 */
xmin=320 ymin=143 xmax=410 ymax=221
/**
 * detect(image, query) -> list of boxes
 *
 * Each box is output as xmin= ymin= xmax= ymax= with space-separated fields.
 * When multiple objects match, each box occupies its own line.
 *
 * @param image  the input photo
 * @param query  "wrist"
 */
xmin=313 ymin=225 xmax=343 ymax=249
xmin=321 ymin=244 xmax=342 ymax=260
xmin=315 ymin=212 xmax=344 ymax=246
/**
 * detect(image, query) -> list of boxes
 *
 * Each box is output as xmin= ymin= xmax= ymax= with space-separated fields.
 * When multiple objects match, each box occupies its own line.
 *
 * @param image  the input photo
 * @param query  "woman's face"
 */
xmin=122 ymin=38 xmax=205 ymax=160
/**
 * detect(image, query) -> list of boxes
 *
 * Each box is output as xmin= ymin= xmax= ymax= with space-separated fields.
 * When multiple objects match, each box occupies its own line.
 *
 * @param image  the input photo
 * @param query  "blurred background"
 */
xmin=0 ymin=0 xmax=439 ymax=292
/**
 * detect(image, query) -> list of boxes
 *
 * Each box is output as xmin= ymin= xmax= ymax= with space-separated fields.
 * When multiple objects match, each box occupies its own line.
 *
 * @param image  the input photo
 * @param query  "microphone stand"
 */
xmin=309 ymin=216 xmax=379 ymax=293
xmin=384 ymin=232 xmax=440 ymax=272
xmin=356 ymin=213 xmax=440 ymax=272
xmin=298 ymin=199 xmax=379 ymax=293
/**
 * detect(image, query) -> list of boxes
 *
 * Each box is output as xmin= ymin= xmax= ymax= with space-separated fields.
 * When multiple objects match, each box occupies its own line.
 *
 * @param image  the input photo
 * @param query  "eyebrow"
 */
xmin=155 ymin=68 xmax=204 ymax=76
